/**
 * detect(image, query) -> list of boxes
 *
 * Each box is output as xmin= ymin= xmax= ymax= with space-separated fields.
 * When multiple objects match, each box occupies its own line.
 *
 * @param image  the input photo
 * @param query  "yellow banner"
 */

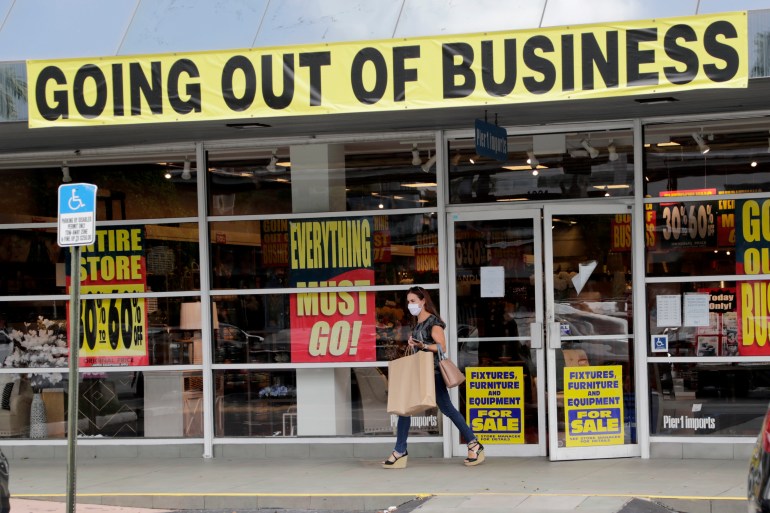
xmin=27 ymin=12 xmax=747 ymax=128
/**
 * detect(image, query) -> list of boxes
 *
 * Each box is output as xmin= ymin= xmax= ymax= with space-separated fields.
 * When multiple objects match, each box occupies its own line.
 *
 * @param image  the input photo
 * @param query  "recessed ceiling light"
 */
xmin=402 ymin=182 xmax=437 ymax=188
xmin=634 ymin=97 xmax=679 ymax=105
xmin=502 ymin=165 xmax=548 ymax=171
xmin=225 ymin=122 xmax=271 ymax=129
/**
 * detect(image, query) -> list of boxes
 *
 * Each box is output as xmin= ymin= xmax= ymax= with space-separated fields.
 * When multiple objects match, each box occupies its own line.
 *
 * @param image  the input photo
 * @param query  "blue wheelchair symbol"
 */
xmin=652 ymin=335 xmax=668 ymax=351
xmin=68 ymin=188 xmax=86 ymax=210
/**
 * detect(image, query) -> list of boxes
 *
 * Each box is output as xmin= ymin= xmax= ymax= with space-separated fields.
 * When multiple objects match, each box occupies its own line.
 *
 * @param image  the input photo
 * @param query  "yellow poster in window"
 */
xmin=564 ymin=365 xmax=623 ymax=447
xmin=466 ymin=367 xmax=525 ymax=444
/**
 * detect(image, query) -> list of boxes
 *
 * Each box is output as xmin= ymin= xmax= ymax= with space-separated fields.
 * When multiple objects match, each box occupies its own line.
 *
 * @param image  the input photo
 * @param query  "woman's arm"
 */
xmin=422 ymin=324 xmax=445 ymax=353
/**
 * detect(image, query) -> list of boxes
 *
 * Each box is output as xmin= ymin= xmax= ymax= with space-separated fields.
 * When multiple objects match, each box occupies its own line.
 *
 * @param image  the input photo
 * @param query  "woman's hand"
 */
xmin=407 ymin=336 xmax=424 ymax=350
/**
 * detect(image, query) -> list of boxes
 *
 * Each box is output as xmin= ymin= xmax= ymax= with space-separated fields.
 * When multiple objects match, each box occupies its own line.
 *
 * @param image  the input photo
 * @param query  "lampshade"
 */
xmin=180 ymin=302 xmax=219 ymax=330
xmin=179 ymin=303 xmax=201 ymax=330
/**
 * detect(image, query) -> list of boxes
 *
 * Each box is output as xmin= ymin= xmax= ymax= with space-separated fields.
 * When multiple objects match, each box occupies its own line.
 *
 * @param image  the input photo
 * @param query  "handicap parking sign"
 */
xmin=651 ymin=334 xmax=668 ymax=353
xmin=58 ymin=183 xmax=97 ymax=247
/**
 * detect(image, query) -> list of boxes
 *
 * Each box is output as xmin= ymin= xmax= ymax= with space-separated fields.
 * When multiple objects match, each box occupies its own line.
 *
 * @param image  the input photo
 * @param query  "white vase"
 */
xmin=29 ymin=392 xmax=47 ymax=439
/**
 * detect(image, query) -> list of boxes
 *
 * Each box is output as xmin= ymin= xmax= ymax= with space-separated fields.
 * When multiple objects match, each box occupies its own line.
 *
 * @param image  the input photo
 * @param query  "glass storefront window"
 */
xmin=0 ymin=162 xmax=198 ymax=224
xmin=0 ymin=370 xmax=203 ymax=439
xmin=644 ymin=119 xmax=770 ymax=198
xmin=210 ymin=213 xmax=439 ymax=290
xmin=448 ymin=129 xmax=634 ymax=204
xmin=214 ymin=368 xmax=442 ymax=438
xmin=645 ymin=280 xmax=770 ymax=359
xmin=211 ymin=290 xmax=439 ymax=364
xmin=0 ymin=296 xmax=215 ymax=370
xmin=215 ymin=369 xmax=296 ymax=437
xmin=644 ymin=197 xmax=736 ymax=278
xmin=649 ymin=362 xmax=770 ymax=437
xmin=206 ymin=140 xmax=438 ymax=216
xmin=0 ymin=223 xmax=199 ymax=296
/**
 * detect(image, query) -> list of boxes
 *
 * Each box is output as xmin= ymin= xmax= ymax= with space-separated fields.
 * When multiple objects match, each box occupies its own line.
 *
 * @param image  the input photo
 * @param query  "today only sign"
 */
xmin=27 ymin=12 xmax=747 ymax=128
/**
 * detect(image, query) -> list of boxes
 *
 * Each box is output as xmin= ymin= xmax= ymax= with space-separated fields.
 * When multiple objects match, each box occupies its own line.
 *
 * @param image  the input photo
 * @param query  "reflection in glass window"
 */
xmin=644 ymin=119 xmax=770 ymax=198
xmin=449 ymin=129 xmax=633 ymax=204
xmin=0 ymin=222 xmax=200 ymax=298
xmin=0 ymin=296 xmax=215 ymax=369
xmin=207 ymin=141 xmax=437 ymax=216
xmin=215 ymin=369 xmax=297 ymax=437
xmin=211 ymin=291 xmax=440 ymax=364
xmin=0 ymin=163 xmax=197 ymax=223
xmin=644 ymin=199 xmax=737 ymax=278
xmin=213 ymin=368 xmax=442 ymax=438
xmin=0 ymin=370 xmax=203 ymax=440
xmin=210 ymin=213 xmax=439 ymax=290
xmin=646 ymin=282 xmax=741 ymax=357
xmin=649 ymin=362 xmax=769 ymax=437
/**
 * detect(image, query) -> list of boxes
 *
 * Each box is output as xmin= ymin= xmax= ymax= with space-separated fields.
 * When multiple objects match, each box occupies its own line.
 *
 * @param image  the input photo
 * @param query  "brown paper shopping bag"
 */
xmin=386 ymin=349 xmax=436 ymax=416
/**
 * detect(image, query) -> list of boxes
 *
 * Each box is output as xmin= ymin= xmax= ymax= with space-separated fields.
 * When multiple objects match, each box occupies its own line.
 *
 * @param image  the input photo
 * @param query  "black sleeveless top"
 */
xmin=412 ymin=314 xmax=446 ymax=369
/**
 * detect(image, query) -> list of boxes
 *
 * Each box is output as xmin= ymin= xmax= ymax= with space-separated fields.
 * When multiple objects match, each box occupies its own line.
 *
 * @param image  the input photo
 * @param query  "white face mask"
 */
xmin=408 ymin=304 xmax=423 ymax=316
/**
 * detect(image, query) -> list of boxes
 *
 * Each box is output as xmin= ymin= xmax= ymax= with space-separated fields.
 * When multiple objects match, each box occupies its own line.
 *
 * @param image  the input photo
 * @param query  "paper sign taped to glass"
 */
xmin=571 ymin=260 xmax=597 ymax=295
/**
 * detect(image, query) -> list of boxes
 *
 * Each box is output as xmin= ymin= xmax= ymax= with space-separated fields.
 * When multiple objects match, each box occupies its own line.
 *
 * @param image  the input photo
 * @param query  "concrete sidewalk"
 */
xmin=9 ymin=499 xmax=171 ymax=513
xmin=7 ymin=455 xmax=750 ymax=512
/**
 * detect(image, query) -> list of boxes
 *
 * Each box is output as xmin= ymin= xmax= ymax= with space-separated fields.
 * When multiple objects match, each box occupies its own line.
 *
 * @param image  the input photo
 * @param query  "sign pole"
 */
xmin=66 ymin=246 xmax=81 ymax=513
xmin=58 ymin=182 xmax=97 ymax=513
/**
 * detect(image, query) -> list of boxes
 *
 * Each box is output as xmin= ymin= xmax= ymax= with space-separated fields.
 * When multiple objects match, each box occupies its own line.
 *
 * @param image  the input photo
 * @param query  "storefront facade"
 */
xmin=0 ymin=2 xmax=769 ymax=461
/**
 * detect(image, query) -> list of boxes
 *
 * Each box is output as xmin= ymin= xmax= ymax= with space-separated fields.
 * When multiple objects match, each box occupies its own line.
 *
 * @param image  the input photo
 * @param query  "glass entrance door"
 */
xmin=544 ymin=204 xmax=639 ymax=461
xmin=448 ymin=210 xmax=545 ymax=457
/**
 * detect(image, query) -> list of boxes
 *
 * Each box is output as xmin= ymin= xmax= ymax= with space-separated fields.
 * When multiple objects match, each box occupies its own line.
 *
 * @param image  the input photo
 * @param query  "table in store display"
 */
xmin=217 ymin=372 xmax=296 ymax=436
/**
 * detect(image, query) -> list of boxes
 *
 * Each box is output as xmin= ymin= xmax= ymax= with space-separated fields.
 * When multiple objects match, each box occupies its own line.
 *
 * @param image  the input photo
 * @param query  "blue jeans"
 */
xmin=394 ymin=372 xmax=476 ymax=454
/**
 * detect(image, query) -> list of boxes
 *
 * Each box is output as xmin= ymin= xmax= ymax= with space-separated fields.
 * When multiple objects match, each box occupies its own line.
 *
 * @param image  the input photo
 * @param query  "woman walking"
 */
xmin=382 ymin=286 xmax=484 ymax=469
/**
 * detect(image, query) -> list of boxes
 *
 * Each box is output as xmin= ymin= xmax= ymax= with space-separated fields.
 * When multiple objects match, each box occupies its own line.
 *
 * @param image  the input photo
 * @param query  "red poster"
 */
xmin=290 ymin=269 xmax=376 ymax=363
xmin=610 ymin=214 xmax=631 ymax=252
xmin=717 ymin=198 xmax=735 ymax=248
xmin=416 ymin=233 xmax=438 ymax=272
xmin=645 ymin=205 xmax=657 ymax=248
xmin=288 ymin=217 xmax=377 ymax=363
xmin=261 ymin=219 xmax=289 ymax=267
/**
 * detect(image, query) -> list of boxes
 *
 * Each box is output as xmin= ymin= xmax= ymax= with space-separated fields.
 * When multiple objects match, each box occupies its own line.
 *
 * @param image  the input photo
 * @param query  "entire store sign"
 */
xmin=66 ymin=227 xmax=149 ymax=366
xmin=289 ymin=217 xmax=376 ymax=363
xmin=27 ymin=12 xmax=747 ymax=128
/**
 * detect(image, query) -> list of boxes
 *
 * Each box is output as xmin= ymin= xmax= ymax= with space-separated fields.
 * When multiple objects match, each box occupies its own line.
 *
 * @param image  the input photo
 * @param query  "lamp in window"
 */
xmin=61 ymin=162 xmax=72 ymax=183
xmin=411 ymin=144 xmax=421 ymax=166
xmin=526 ymin=151 xmax=539 ymax=169
xmin=692 ymin=132 xmax=710 ymax=154
xmin=266 ymin=150 xmax=279 ymax=172
xmin=581 ymin=139 xmax=599 ymax=159
xmin=607 ymin=140 xmax=619 ymax=161
xmin=421 ymin=154 xmax=437 ymax=173
xmin=181 ymin=158 xmax=192 ymax=180
xmin=179 ymin=302 xmax=219 ymax=365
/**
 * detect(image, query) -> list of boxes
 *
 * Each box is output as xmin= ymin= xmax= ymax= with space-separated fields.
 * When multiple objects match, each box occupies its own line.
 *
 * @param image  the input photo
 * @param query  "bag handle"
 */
xmin=436 ymin=344 xmax=448 ymax=361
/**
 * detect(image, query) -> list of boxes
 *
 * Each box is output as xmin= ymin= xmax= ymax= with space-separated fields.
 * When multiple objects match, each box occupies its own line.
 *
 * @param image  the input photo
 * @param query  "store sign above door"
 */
xmin=475 ymin=119 xmax=508 ymax=161
xmin=26 ymin=12 xmax=748 ymax=128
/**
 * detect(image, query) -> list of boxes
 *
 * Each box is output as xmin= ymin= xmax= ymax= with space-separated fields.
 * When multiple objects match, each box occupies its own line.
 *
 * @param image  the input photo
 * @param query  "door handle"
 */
xmin=530 ymin=322 xmax=543 ymax=349
xmin=547 ymin=321 xmax=561 ymax=350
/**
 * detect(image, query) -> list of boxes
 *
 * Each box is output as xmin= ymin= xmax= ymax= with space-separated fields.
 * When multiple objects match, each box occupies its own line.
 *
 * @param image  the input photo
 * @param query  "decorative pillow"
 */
xmin=1 ymin=382 xmax=13 ymax=410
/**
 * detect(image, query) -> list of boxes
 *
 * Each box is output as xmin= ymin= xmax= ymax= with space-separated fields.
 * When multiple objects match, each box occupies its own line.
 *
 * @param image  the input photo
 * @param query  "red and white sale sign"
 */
xmin=288 ymin=218 xmax=377 ymax=363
